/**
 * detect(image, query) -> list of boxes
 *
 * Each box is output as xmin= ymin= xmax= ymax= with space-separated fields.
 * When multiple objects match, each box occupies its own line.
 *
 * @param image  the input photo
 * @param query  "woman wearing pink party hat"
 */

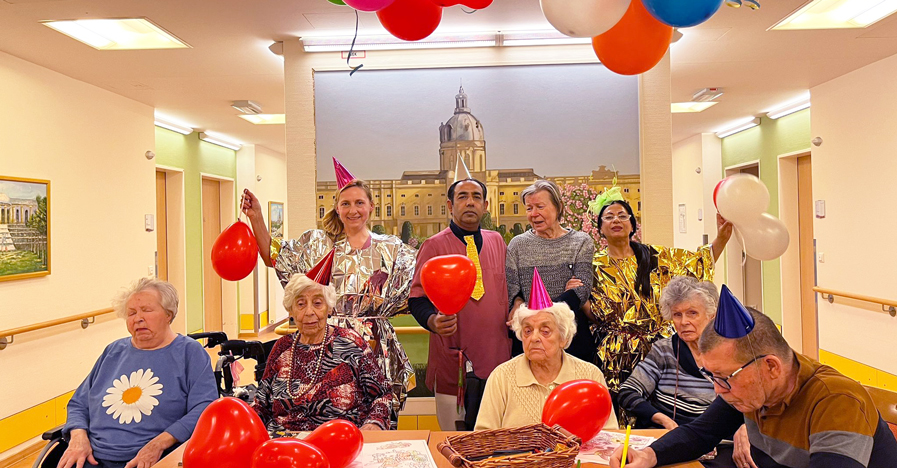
xmin=241 ymin=157 xmax=416 ymax=429
xmin=474 ymin=267 xmax=618 ymax=430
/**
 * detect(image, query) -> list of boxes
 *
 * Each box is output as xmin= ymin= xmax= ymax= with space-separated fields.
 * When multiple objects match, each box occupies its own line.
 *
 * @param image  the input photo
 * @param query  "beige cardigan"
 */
xmin=475 ymin=353 xmax=620 ymax=431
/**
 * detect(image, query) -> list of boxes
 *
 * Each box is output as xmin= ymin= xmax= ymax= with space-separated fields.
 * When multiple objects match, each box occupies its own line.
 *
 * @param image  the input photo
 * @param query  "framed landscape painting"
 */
xmin=268 ymin=201 xmax=284 ymax=239
xmin=0 ymin=176 xmax=50 ymax=282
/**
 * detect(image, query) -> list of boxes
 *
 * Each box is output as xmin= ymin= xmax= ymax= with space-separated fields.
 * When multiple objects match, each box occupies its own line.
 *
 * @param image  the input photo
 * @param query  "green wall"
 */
xmin=155 ymin=127 xmax=237 ymax=333
xmin=720 ymin=109 xmax=811 ymax=324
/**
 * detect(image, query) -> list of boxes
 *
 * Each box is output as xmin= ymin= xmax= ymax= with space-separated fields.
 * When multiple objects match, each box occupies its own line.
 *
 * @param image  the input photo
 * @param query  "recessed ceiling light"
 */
xmin=501 ymin=30 xmax=592 ymax=47
xmin=771 ymin=0 xmax=897 ymax=30
xmin=301 ymin=33 xmax=496 ymax=52
xmin=42 ymin=18 xmax=190 ymax=50
xmin=672 ymin=101 xmax=718 ymax=113
xmin=238 ymin=114 xmax=286 ymax=125
xmin=716 ymin=117 xmax=761 ymax=138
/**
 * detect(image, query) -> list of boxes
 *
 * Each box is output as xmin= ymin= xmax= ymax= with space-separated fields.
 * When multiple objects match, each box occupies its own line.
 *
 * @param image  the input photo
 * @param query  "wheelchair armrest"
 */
xmin=188 ymin=332 xmax=229 ymax=348
xmin=42 ymin=425 xmax=65 ymax=441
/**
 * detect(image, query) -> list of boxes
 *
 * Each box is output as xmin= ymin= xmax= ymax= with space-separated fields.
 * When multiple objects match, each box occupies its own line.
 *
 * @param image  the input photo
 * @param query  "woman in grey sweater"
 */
xmin=506 ymin=180 xmax=597 ymax=362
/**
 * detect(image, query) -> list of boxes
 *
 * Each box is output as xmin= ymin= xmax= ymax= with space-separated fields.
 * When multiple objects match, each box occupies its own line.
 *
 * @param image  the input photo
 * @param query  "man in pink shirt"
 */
xmin=409 ymin=177 xmax=512 ymax=430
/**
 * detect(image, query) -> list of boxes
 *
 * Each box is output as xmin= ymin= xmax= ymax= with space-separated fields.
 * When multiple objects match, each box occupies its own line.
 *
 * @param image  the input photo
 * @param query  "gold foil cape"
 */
xmin=590 ymin=244 xmax=714 ymax=394
xmin=272 ymin=229 xmax=417 ymax=421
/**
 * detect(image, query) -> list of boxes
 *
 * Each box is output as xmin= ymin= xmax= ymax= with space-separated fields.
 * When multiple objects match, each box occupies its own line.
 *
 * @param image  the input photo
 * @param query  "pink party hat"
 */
xmin=528 ymin=267 xmax=553 ymax=310
xmin=333 ymin=157 xmax=357 ymax=189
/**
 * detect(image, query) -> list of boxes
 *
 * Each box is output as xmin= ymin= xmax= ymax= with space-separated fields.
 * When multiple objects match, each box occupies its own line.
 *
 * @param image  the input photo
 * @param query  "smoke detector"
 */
xmin=692 ymin=88 xmax=724 ymax=102
xmin=231 ymin=100 xmax=263 ymax=115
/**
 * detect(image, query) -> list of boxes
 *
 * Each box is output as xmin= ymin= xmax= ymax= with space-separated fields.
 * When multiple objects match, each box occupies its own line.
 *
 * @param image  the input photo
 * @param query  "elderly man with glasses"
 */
xmin=611 ymin=286 xmax=897 ymax=468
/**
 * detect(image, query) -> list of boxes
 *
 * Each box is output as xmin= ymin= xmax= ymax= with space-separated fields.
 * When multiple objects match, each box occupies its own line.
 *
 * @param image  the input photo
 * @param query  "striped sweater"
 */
xmin=618 ymin=334 xmax=716 ymax=427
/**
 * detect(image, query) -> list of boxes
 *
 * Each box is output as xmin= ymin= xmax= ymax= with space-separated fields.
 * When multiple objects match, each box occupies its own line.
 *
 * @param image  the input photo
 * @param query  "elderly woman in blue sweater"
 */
xmin=60 ymin=278 xmax=218 ymax=468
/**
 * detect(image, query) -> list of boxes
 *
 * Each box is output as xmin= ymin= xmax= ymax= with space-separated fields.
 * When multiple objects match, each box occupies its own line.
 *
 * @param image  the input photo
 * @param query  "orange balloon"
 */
xmin=592 ymin=0 xmax=673 ymax=76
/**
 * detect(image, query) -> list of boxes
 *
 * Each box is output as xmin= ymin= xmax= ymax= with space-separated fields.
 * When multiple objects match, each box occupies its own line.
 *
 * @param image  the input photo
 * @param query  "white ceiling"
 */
xmin=2 ymin=0 xmax=897 ymax=153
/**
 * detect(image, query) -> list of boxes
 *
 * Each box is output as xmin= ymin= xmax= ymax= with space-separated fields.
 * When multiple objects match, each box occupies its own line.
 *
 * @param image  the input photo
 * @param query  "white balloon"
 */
xmin=716 ymin=174 xmax=770 ymax=225
xmin=540 ymin=0 xmax=632 ymax=38
xmin=739 ymin=213 xmax=790 ymax=261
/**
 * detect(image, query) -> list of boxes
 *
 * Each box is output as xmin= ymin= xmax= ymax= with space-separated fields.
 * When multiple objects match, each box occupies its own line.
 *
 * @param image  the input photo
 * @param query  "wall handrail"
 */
xmin=814 ymin=287 xmax=897 ymax=317
xmin=0 ymin=307 xmax=115 ymax=350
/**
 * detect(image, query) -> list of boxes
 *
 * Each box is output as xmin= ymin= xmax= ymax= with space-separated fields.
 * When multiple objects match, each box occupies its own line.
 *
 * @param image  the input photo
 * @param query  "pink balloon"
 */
xmin=345 ymin=0 xmax=396 ymax=11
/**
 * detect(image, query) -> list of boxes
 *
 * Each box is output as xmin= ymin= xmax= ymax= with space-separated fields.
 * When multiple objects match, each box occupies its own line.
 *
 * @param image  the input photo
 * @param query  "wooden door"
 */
xmin=155 ymin=171 xmax=169 ymax=280
xmin=797 ymin=156 xmax=818 ymax=358
xmin=202 ymin=178 xmax=223 ymax=332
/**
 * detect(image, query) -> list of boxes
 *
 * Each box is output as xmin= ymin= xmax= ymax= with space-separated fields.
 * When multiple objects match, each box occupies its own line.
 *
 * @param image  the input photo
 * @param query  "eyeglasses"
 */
xmin=600 ymin=214 xmax=631 ymax=222
xmin=700 ymin=354 xmax=769 ymax=390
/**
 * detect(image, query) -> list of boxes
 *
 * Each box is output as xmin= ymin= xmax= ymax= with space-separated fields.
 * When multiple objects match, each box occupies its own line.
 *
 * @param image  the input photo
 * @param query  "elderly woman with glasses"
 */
xmin=588 ymin=197 xmax=732 ymax=411
xmin=252 ymin=252 xmax=392 ymax=432
xmin=617 ymin=277 xmax=719 ymax=429
xmin=475 ymin=271 xmax=619 ymax=431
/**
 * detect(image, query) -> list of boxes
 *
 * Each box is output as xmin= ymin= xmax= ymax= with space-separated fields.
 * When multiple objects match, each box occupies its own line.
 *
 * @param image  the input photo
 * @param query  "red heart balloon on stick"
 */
xmin=428 ymin=0 xmax=492 ymax=8
xmin=303 ymin=420 xmax=363 ymax=468
xmin=542 ymin=379 xmax=613 ymax=442
xmin=377 ymin=0 xmax=443 ymax=41
xmin=592 ymin=0 xmax=673 ymax=76
xmin=211 ymin=220 xmax=258 ymax=281
xmin=183 ymin=397 xmax=270 ymax=468
xmin=252 ymin=439 xmax=330 ymax=468
xmin=420 ymin=254 xmax=476 ymax=315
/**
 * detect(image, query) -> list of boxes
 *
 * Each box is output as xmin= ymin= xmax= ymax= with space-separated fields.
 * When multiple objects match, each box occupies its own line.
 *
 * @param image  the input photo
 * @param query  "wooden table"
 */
xmin=153 ymin=430 xmax=430 ymax=468
xmin=428 ymin=430 xmax=703 ymax=468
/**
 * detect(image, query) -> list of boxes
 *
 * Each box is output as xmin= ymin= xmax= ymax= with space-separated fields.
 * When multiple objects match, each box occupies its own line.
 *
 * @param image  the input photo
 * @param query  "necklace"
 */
xmin=286 ymin=325 xmax=330 ymax=400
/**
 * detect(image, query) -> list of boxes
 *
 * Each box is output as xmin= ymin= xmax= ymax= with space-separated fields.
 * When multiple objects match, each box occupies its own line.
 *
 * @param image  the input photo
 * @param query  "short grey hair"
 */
xmin=283 ymin=274 xmax=337 ymax=312
xmin=511 ymin=302 xmax=578 ymax=349
xmin=659 ymin=276 xmax=719 ymax=321
xmin=521 ymin=180 xmax=565 ymax=222
xmin=114 ymin=277 xmax=179 ymax=323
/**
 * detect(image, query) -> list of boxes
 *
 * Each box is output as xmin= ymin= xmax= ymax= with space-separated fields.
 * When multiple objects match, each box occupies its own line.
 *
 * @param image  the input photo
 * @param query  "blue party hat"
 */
xmin=714 ymin=285 xmax=755 ymax=338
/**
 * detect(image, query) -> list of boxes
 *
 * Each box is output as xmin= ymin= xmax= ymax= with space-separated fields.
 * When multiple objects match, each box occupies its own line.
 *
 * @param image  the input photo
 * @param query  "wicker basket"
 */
xmin=437 ymin=423 xmax=581 ymax=468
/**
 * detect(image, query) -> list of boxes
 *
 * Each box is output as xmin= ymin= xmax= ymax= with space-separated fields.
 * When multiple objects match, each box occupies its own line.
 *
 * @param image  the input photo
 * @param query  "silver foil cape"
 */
xmin=273 ymin=229 xmax=417 ymax=423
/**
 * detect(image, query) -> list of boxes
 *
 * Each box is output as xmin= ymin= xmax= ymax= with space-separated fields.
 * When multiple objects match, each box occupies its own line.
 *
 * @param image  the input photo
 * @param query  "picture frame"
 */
xmin=268 ymin=201 xmax=284 ymax=240
xmin=0 ymin=176 xmax=50 ymax=282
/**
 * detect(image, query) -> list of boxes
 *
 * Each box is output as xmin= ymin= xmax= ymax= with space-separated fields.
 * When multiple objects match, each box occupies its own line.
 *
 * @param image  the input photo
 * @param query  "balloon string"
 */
xmin=347 ymin=10 xmax=363 ymax=76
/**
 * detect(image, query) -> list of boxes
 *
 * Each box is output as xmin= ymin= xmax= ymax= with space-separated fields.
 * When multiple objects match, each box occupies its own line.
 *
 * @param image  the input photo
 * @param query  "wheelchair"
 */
xmin=33 ymin=332 xmax=273 ymax=468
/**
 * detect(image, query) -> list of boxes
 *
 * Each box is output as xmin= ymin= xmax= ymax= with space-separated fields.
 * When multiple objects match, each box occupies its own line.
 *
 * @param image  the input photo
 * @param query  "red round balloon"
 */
xmin=211 ymin=220 xmax=258 ymax=281
xmin=377 ymin=0 xmax=443 ymax=41
xmin=713 ymin=178 xmax=729 ymax=209
xmin=303 ymin=420 xmax=363 ymax=468
xmin=420 ymin=254 xmax=477 ymax=315
xmin=592 ymin=0 xmax=673 ymax=76
xmin=252 ymin=439 xmax=330 ymax=468
xmin=428 ymin=0 xmax=492 ymax=8
xmin=183 ymin=397 xmax=270 ymax=468
xmin=542 ymin=379 xmax=613 ymax=442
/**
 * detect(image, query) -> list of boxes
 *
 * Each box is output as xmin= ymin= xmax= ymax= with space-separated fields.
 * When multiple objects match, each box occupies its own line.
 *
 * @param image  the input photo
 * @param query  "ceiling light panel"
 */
xmin=772 ymin=0 xmax=897 ymax=30
xmin=671 ymin=102 xmax=718 ymax=113
xmin=42 ymin=18 xmax=190 ymax=50
xmin=302 ymin=33 xmax=496 ymax=52
xmin=238 ymin=114 xmax=286 ymax=125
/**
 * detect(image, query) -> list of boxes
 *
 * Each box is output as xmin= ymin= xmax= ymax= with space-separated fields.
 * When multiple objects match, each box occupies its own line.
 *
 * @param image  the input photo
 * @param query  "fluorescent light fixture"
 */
xmin=672 ymin=101 xmax=718 ymax=113
xmin=693 ymin=87 xmax=724 ymax=102
xmin=771 ymin=0 xmax=897 ymax=30
xmin=501 ymin=30 xmax=592 ymax=47
xmin=238 ymin=114 xmax=286 ymax=125
xmin=766 ymin=94 xmax=811 ymax=119
xmin=232 ymin=100 xmax=263 ymax=115
xmin=302 ymin=33 xmax=496 ymax=52
xmin=716 ymin=117 xmax=761 ymax=138
xmin=199 ymin=132 xmax=242 ymax=151
xmin=154 ymin=118 xmax=193 ymax=135
xmin=42 ymin=18 xmax=189 ymax=50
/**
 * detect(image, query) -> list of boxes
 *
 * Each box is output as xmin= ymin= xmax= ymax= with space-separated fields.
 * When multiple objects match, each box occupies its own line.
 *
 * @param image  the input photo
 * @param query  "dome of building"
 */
xmin=439 ymin=86 xmax=484 ymax=143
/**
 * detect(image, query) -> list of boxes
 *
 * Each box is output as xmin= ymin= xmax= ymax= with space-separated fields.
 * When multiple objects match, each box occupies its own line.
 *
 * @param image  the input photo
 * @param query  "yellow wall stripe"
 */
xmin=819 ymin=349 xmax=897 ymax=391
xmin=0 ymin=391 xmax=74 ymax=454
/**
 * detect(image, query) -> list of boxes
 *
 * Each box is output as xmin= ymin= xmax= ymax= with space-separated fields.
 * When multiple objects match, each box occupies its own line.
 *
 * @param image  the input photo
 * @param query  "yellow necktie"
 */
xmin=465 ymin=235 xmax=485 ymax=300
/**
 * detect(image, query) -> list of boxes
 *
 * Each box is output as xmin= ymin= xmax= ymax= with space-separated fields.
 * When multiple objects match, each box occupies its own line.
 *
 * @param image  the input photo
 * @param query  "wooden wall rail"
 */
xmin=814 ymin=287 xmax=897 ymax=317
xmin=0 ymin=307 xmax=115 ymax=349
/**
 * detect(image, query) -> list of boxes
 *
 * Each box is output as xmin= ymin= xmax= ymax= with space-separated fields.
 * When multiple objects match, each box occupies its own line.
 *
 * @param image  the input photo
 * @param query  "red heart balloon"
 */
xmin=211 ymin=220 xmax=258 ymax=281
xmin=428 ymin=0 xmax=492 ymax=8
xmin=542 ymin=379 xmax=613 ymax=442
xmin=377 ymin=0 xmax=443 ymax=41
xmin=183 ymin=397 xmax=270 ymax=468
xmin=252 ymin=439 xmax=330 ymax=468
xmin=420 ymin=254 xmax=476 ymax=315
xmin=303 ymin=420 xmax=363 ymax=468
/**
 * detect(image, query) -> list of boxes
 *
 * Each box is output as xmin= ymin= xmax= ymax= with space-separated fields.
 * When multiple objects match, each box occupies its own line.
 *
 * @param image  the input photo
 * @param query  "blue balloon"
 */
xmin=714 ymin=284 xmax=755 ymax=339
xmin=642 ymin=0 xmax=724 ymax=28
